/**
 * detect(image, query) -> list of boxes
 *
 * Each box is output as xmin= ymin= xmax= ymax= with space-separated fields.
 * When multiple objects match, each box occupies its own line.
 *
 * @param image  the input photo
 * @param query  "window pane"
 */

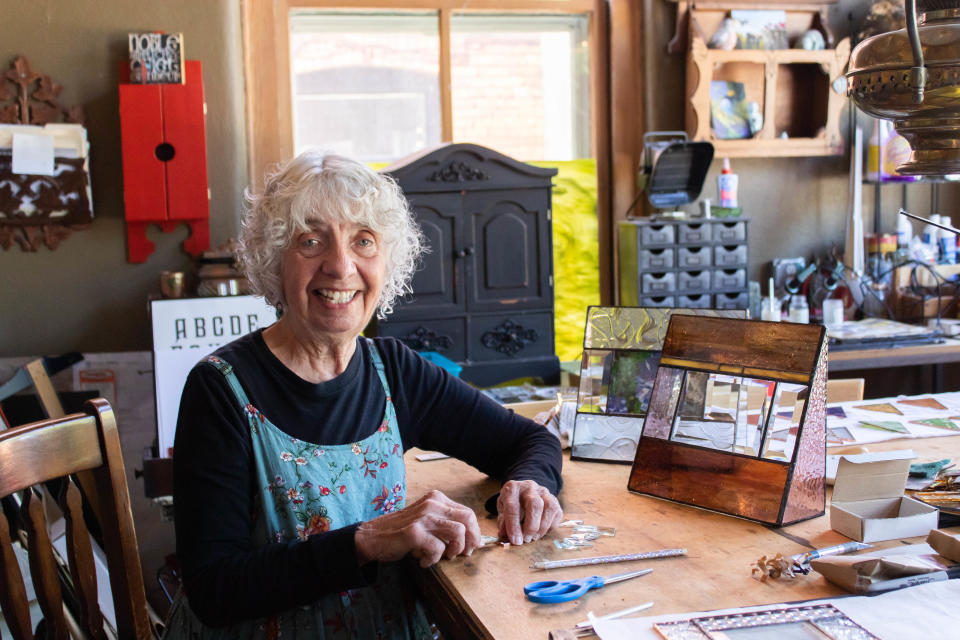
xmin=290 ymin=11 xmax=441 ymax=162
xmin=450 ymin=14 xmax=590 ymax=161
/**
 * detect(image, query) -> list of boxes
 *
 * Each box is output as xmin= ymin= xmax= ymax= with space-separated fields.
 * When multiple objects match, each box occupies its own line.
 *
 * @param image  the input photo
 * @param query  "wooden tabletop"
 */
xmin=828 ymin=338 xmax=960 ymax=372
xmin=404 ymin=434 xmax=960 ymax=640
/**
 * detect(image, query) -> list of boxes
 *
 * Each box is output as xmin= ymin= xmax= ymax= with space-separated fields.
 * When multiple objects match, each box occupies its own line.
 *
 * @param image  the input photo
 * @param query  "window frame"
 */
xmin=244 ymin=0 xmax=597 ymax=181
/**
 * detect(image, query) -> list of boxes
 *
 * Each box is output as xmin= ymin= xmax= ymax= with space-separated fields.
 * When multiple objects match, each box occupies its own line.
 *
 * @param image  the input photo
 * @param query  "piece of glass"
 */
xmin=585 ymin=307 xmax=665 ymax=350
xmin=629 ymin=436 xmax=790 ymax=522
xmin=643 ymin=367 xmax=685 ymax=440
xmin=576 ymin=349 xmax=613 ymax=414
xmin=584 ymin=307 xmax=746 ymax=350
xmin=606 ymin=350 xmax=661 ymax=415
xmin=289 ymin=11 xmax=441 ymax=162
xmin=449 ymin=14 xmax=590 ymax=161
xmin=672 ymin=374 xmax=737 ymax=451
xmin=676 ymin=371 xmax=709 ymax=420
xmin=571 ymin=414 xmax=642 ymax=462
xmin=739 ymin=378 xmax=775 ymax=456
xmin=761 ymin=382 xmax=809 ymax=461
xmin=781 ymin=351 xmax=828 ymax=524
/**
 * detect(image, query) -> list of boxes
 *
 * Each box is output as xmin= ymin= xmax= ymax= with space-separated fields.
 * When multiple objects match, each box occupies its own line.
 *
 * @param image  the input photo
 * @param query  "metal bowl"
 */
xmin=847 ymin=9 xmax=960 ymax=175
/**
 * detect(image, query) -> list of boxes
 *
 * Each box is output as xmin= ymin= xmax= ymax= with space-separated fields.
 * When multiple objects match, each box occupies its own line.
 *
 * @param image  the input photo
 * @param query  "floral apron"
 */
xmin=163 ymin=340 xmax=432 ymax=639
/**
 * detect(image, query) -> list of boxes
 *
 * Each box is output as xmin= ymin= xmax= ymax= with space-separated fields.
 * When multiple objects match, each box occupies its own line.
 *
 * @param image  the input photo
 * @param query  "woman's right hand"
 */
xmin=354 ymin=489 xmax=482 ymax=568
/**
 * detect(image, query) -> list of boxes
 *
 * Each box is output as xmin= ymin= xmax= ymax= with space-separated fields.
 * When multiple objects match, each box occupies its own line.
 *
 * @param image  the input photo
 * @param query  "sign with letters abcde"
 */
xmin=150 ymin=295 xmax=277 ymax=458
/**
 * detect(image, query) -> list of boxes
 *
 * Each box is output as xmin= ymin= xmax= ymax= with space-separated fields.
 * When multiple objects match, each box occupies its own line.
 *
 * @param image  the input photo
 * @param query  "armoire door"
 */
xmin=393 ymin=192 xmax=463 ymax=319
xmin=463 ymin=189 xmax=553 ymax=313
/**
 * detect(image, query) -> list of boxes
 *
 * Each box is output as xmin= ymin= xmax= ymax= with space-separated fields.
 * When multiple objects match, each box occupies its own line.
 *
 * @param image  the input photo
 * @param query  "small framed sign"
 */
xmin=150 ymin=296 xmax=276 ymax=457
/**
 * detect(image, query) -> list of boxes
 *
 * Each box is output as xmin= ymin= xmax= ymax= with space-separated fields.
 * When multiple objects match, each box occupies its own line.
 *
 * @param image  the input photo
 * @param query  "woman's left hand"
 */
xmin=497 ymin=479 xmax=563 ymax=546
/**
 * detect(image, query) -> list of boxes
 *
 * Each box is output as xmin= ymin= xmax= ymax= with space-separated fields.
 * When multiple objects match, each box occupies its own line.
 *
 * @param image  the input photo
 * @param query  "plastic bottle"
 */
xmin=923 ymin=214 xmax=941 ymax=245
xmin=939 ymin=216 xmax=957 ymax=264
xmin=760 ymin=277 xmax=780 ymax=321
xmin=718 ymin=158 xmax=738 ymax=208
xmin=822 ymin=296 xmax=844 ymax=329
xmin=924 ymin=214 xmax=942 ymax=262
xmin=897 ymin=214 xmax=913 ymax=250
xmin=866 ymin=118 xmax=885 ymax=182
xmin=760 ymin=299 xmax=780 ymax=321
xmin=788 ymin=295 xmax=809 ymax=324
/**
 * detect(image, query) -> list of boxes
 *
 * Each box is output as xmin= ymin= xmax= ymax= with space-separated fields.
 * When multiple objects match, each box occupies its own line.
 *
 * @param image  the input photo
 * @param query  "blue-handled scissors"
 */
xmin=523 ymin=568 xmax=652 ymax=604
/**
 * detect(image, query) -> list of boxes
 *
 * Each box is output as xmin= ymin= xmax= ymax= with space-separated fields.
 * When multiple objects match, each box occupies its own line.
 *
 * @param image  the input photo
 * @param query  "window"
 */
xmin=450 ymin=14 xmax=590 ymax=161
xmin=289 ymin=10 xmax=590 ymax=163
xmin=290 ymin=12 xmax=441 ymax=162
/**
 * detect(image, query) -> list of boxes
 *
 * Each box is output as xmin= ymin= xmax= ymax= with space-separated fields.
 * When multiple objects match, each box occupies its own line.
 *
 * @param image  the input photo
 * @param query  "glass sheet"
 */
xmin=571 ymin=413 xmax=642 ymax=462
xmin=576 ymin=349 xmax=613 ymax=414
xmin=628 ymin=436 xmax=789 ymax=523
xmin=584 ymin=307 xmax=746 ymax=350
xmin=289 ymin=12 xmax=441 ymax=162
xmin=642 ymin=366 xmax=685 ymax=440
xmin=669 ymin=374 xmax=778 ymax=456
xmin=585 ymin=307 xmax=667 ymax=350
xmin=781 ymin=348 xmax=828 ymax=523
xmin=761 ymin=382 xmax=809 ymax=462
xmin=450 ymin=14 xmax=591 ymax=161
xmin=606 ymin=350 xmax=661 ymax=415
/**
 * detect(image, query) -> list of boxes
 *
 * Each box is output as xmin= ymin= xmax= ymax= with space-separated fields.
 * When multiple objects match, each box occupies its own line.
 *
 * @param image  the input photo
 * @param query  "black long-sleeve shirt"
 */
xmin=172 ymin=331 xmax=562 ymax=627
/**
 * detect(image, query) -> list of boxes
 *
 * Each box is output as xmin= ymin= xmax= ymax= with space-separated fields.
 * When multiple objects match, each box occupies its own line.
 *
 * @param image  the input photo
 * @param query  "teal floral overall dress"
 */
xmin=162 ymin=340 xmax=432 ymax=639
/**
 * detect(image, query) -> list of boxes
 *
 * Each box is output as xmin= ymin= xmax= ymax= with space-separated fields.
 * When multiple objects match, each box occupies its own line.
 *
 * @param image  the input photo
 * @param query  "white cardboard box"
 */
xmin=830 ymin=454 xmax=938 ymax=543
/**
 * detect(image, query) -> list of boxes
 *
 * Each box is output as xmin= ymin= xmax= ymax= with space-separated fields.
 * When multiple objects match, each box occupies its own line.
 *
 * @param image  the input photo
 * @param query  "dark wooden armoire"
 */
xmin=372 ymin=143 xmax=560 ymax=386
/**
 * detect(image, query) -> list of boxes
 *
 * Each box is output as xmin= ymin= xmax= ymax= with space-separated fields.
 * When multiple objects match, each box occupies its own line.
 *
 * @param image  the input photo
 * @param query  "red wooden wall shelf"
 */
xmin=118 ymin=60 xmax=209 ymax=262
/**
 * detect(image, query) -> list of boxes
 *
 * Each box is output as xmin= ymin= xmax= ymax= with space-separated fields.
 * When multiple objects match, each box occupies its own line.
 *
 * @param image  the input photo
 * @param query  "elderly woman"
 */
xmin=164 ymin=151 xmax=563 ymax=638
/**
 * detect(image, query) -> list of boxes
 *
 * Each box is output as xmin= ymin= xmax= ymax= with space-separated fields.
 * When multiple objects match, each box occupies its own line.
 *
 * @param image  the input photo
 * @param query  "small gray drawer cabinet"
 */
xmin=619 ymin=217 xmax=750 ymax=311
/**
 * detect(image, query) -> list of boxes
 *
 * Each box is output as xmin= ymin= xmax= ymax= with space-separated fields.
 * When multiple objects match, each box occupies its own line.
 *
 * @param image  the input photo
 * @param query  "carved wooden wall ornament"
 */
xmin=0 ymin=56 xmax=90 ymax=252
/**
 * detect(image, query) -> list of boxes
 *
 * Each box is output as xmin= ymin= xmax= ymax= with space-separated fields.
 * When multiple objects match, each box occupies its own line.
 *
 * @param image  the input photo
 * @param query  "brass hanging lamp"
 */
xmin=847 ymin=0 xmax=960 ymax=175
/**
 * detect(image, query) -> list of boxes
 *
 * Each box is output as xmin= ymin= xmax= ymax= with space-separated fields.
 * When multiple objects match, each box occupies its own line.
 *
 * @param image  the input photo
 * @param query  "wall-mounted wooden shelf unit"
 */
xmin=672 ymin=1 xmax=850 ymax=158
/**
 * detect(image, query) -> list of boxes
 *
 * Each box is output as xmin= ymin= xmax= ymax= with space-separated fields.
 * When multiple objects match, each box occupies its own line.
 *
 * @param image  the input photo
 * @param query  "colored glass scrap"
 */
xmin=910 ymin=418 xmax=960 ymax=431
xmin=899 ymin=397 xmax=948 ymax=411
xmin=853 ymin=403 xmax=903 ymax=415
xmin=858 ymin=420 xmax=909 ymax=433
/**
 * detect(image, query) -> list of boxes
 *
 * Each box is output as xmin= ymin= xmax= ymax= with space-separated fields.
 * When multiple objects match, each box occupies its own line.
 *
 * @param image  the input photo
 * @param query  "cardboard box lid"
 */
xmin=832 ymin=453 xmax=914 ymax=503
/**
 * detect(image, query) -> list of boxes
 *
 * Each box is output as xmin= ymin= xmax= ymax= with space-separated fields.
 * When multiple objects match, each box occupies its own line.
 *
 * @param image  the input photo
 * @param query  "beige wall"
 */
xmin=645 ymin=0 xmax=958 ymax=283
xmin=0 ymin=0 xmax=247 ymax=356
xmin=4 ymin=1 xmax=953 ymax=357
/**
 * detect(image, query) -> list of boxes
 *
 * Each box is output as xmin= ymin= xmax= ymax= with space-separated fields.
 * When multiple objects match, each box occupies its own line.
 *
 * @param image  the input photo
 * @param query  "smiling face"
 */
xmin=280 ymin=218 xmax=387 ymax=345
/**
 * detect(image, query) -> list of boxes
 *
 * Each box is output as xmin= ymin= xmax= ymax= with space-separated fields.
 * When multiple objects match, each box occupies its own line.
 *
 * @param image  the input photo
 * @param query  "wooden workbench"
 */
xmin=404 ymin=434 xmax=960 ymax=639
xmin=829 ymin=338 xmax=960 ymax=372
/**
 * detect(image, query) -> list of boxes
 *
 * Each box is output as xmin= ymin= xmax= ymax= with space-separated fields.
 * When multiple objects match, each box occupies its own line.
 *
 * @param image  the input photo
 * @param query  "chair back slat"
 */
xmin=60 ymin=476 xmax=106 ymax=639
xmin=22 ymin=490 xmax=68 ymax=640
xmin=0 ymin=416 xmax=102 ymax=495
xmin=0 ymin=507 xmax=33 ymax=640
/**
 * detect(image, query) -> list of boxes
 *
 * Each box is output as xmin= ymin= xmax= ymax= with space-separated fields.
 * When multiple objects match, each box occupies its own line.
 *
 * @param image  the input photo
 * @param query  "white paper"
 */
xmin=150 ymin=296 xmax=277 ymax=457
xmin=12 ymin=132 xmax=55 ymax=175
xmin=591 ymin=579 xmax=960 ymax=640
xmin=0 ymin=123 xmax=87 ymax=158
xmin=828 ymin=391 xmax=960 ymax=446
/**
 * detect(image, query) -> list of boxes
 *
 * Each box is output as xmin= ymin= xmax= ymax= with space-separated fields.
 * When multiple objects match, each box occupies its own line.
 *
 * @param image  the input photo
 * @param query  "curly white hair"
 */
xmin=239 ymin=150 xmax=423 ymax=318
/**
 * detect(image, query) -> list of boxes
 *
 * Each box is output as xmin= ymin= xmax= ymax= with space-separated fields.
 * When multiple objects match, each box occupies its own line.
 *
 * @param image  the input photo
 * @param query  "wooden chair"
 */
xmin=0 ymin=398 xmax=153 ymax=639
